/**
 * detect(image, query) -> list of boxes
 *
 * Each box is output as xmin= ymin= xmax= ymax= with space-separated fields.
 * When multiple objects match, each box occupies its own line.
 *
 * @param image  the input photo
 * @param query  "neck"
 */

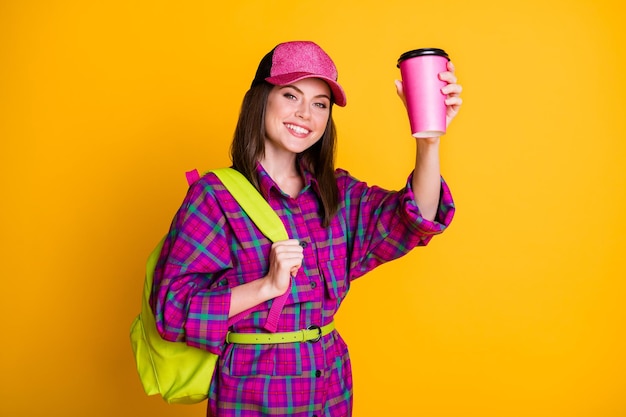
xmin=258 ymin=156 xmax=304 ymax=198
xmin=258 ymin=145 xmax=299 ymax=177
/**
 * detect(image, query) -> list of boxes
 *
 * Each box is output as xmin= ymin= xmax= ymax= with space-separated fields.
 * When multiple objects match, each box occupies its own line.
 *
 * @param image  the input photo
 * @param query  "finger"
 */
xmin=442 ymin=83 xmax=463 ymax=96
xmin=272 ymin=241 xmax=304 ymax=260
xmin=275 ymin=249 xmax=304 ymax=261
xmin=273 ymin=239 xmax=302 ymax=247
xmin=276 ymin=243 xmax=304 ymax=253
xmin=271 ymin=240 xmax=305 ymax=255
xmin=438 ymin=71 xmax=457 ymax=84
xmin=395 ymin=79 xmax=404 ymax=96
xmin=394 ymin=80 xmax=407 ymax=107
xmin=447 ymin=60 xmax=456 ymax=73
xmin=445 ymin=96 xmax=463 ymax=107
xmin=289 ymin=258 xmax=304 ymax=276
xmin=273 ymin=253 xmax=303 ymax=278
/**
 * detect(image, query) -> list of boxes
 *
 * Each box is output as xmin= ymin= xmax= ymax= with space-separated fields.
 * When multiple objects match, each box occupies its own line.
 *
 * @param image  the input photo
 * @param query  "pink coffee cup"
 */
xmin=397 ymin=48 xmax=450 ymax=138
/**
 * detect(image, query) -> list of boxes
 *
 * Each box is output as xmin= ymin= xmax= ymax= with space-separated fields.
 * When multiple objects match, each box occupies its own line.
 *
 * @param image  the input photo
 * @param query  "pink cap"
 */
xmin=251 ymin=41 xmax=347 ymax=107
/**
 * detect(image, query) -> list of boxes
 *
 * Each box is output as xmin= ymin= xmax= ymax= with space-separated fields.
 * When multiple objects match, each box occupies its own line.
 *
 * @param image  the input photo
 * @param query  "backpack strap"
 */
xmin=211 ymin=168 xmax=291 ymax=333
xmin=185 ymin=169 xmax=201 ymax=186
xmin=212 ymin=168 xmax=288 ymax=243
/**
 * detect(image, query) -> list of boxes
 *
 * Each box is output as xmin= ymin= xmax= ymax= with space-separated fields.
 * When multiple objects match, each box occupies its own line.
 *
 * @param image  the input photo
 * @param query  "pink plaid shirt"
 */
xmin=152 ymin=162 xmax=454 ymax=416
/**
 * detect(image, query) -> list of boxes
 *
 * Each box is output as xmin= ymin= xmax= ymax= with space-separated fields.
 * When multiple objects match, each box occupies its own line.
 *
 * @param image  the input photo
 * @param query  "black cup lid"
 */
xmin=397 ymin=48 xmax=449 ymax=67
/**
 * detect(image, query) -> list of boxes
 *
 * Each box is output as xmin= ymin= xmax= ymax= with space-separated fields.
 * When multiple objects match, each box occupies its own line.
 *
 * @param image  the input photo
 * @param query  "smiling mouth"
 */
xmin=285 ymin=123 xmax=311 ymax=135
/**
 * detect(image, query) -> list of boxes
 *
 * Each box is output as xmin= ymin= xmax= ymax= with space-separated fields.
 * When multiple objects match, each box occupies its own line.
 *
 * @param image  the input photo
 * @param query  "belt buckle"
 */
xmin=306 ymin=325 xmax=322 ymax=343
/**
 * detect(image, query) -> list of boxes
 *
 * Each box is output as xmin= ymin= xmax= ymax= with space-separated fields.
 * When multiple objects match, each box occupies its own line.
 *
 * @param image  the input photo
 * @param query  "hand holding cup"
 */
xmin=396 ymin=48 xmax=462 ymax=138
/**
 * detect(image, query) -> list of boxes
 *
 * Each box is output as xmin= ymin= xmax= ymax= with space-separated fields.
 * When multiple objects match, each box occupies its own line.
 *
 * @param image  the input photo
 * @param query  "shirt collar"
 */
xmin=255 ymin=159 xmax=321 ymax=200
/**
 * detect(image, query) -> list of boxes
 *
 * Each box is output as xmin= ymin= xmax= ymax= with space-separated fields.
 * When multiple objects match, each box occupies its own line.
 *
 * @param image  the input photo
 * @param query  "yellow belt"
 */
xmin=226 ymin=322 xmax=335 ymax=345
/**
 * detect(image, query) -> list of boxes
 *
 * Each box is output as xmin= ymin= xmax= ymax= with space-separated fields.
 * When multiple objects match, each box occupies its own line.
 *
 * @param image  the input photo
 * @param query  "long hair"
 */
xmin=230 ymin=82 xmax=339 ymax=227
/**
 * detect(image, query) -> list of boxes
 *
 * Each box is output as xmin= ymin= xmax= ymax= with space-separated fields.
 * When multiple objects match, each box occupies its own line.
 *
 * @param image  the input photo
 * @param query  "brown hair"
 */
xmin=230 ymin=82 xmax=339 ymax=227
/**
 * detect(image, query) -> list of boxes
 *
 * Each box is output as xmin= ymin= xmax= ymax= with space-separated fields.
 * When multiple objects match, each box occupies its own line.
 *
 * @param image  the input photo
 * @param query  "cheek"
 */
xmin=265 ymin=96 xmax=283 ymax=118
xmin=315 ymin=112 xmax=330 ymax=130
xmin=264 ymin=103 xmax=281 ymax=129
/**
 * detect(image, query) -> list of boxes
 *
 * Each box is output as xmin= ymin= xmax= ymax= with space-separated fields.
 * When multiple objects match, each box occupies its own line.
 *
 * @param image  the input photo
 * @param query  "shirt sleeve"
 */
xmin=150 ymin=177 xmax=233 ymax=355
xmin=403 ymin=171 xmax=455 ymax=236
xmin=338 ymin=169 xmax=455 ymax=280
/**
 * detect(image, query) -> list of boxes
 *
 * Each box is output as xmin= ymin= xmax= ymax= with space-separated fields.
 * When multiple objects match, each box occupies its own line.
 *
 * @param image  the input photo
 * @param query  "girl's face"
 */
xmin=263 ymin=78 xmax=331 ymax=157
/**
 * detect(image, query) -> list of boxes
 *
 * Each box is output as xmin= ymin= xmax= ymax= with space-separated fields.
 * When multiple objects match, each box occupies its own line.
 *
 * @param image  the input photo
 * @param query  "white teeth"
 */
xmin=286 ymin=124 xmax=310 ymax=135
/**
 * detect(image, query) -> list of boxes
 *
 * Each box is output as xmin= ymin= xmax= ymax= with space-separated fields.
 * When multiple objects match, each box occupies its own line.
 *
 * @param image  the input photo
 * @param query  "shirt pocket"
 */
xmin=320 ymin=257 xmax=349 ymax=300
xmin=224 ymin=343 xmax=303 ymax=377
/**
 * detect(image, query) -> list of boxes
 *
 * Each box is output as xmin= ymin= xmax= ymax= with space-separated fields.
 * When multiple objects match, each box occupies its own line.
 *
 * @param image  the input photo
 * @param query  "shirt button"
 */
xmin=310 ymin=281 xmax=317 ymax=289
xmin=315 ymin=370 xmax=322 ymax=378
xmin=299 ymin=241 xmax=308 ymax=248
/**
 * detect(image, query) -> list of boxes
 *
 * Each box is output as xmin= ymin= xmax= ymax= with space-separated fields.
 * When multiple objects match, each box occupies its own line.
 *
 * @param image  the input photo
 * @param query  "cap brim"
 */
xmin=265 ymin=72 xmax=347 ymax=107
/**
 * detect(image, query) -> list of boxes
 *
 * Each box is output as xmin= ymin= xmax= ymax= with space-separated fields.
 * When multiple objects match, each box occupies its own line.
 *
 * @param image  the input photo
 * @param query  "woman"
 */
xmin=152 ymin=41 xmax=462 ymax=417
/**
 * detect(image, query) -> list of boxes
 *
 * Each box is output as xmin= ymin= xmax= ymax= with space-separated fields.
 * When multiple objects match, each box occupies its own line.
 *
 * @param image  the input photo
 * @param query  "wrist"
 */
xmin=259 ymin=275 xmax=284 ymax=301
xmin=415 ymin=136 xmax=441 ymax=146
xmin=415 ymin=137 xmax=441 ymax=160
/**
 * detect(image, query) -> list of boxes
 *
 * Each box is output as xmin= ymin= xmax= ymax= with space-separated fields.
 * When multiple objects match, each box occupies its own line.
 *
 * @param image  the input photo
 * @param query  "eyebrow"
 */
xmin=280 ymin=84 xmax=331 ymax=101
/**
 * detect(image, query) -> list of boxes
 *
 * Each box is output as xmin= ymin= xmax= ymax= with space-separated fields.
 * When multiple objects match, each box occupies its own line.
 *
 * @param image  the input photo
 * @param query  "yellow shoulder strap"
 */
xmin=211 ymin=167 xmax=289 ymax=243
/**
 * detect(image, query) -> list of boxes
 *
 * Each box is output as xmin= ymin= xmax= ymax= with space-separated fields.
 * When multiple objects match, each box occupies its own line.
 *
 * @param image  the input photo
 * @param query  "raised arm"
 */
xmin=395 ymin=60 xmax=462 ymax=221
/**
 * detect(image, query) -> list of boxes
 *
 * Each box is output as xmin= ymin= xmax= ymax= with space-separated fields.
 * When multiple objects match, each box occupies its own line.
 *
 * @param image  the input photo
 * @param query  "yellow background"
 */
xmin=1 ymin=0 xmax=625 ymax=416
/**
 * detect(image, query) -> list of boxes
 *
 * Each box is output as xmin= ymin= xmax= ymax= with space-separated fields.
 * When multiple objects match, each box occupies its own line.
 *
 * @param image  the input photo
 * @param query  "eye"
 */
xmin=283 ymin=93 xmax=297 ymax=100
xmin=314 ymin=102 xmax=329 ymax=109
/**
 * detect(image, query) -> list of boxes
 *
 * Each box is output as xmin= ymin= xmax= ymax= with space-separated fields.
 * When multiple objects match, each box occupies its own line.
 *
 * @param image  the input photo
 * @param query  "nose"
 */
xmin=295 ymin=102 xmax=310 ymax=119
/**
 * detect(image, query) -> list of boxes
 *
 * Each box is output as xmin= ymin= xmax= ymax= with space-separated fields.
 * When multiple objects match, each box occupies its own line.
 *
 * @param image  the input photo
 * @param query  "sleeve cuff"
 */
xmin=403 ymin=173 xmax=455 ymax=236
xmin=185 ymin=288 xmax=231 ymax=355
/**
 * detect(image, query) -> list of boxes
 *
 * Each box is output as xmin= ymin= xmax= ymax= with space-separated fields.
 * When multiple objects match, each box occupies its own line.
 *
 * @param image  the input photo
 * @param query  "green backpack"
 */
xmin=130 ymin=167 xmax=289 ymax=404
